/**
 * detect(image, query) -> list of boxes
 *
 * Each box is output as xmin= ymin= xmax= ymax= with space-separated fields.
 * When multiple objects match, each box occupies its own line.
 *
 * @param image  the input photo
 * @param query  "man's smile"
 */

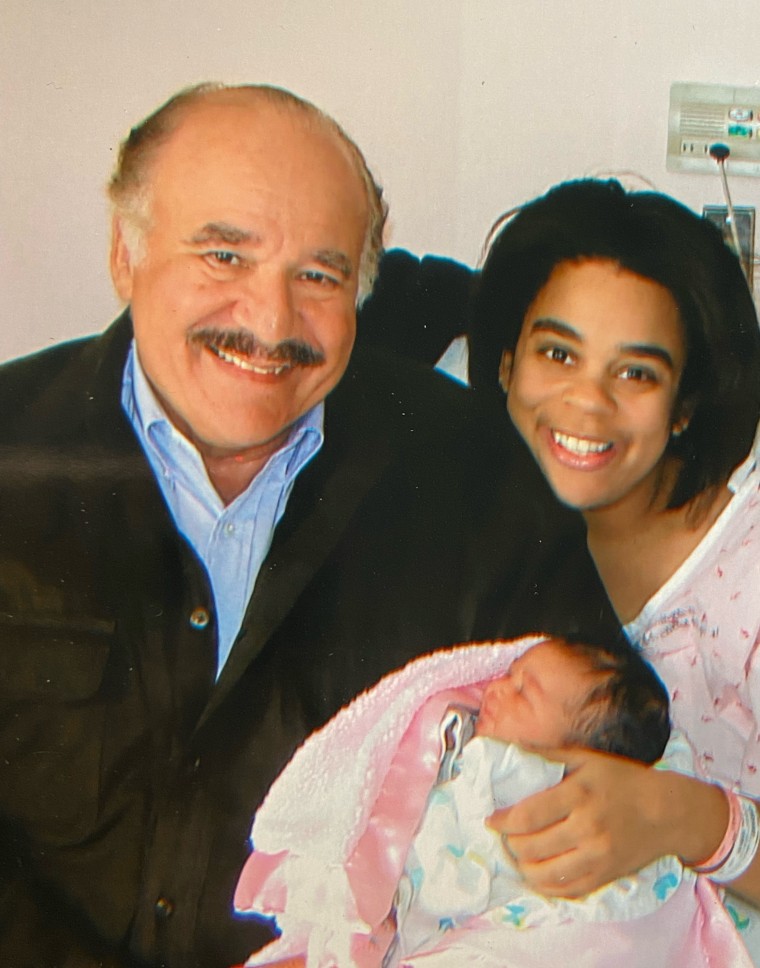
xmin=189 ymin=326 xmax=326 ymax=379
xmin=207 ymin=342 xmax=293 ymax=376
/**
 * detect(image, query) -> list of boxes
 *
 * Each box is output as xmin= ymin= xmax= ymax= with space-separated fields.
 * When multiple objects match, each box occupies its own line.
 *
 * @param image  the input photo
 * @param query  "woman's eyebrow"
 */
xmin=617 ymin=343 xmax=675 ymax=369
xmin=528 ymin=318 xmax=581 ymax=341
xmin=529 ymin=319 xmax=676 ymax=369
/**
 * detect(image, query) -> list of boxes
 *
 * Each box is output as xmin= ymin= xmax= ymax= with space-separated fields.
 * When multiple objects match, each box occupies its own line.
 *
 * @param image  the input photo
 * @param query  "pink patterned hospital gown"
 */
xmin=625 ymin=452 xmax=760 ymax=956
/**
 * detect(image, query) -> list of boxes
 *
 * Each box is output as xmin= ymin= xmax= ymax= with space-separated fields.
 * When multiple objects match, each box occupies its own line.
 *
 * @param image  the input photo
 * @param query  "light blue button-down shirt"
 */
xmin=121 ymin=342 xmax=324 ymax=676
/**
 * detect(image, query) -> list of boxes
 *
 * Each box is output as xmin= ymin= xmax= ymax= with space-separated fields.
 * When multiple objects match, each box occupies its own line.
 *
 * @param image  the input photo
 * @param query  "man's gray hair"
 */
xmin=107 ymin=82 xmax=387 ymax=301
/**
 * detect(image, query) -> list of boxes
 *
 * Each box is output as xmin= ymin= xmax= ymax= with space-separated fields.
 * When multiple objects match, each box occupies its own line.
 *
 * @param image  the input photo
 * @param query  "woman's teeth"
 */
xmin=553 ymin=431 xmax=612 ymax=456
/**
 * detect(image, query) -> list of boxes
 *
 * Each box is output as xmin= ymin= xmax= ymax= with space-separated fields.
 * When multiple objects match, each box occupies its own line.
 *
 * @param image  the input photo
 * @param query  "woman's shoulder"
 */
xmin=627 ymin=458 xmax=760 ymax=646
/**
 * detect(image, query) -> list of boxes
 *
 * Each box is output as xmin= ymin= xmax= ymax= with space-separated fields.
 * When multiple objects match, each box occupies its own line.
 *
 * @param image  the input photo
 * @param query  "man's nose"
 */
xmin=231 ymin=269 xmax=298 ymax=339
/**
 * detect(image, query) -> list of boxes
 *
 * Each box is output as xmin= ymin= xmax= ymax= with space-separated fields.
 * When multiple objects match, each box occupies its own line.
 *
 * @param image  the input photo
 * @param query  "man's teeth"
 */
xmin=553 ymin=431 xmax=612 ymax=456
xmin=212 ymin=345 xmax=290 ymax=375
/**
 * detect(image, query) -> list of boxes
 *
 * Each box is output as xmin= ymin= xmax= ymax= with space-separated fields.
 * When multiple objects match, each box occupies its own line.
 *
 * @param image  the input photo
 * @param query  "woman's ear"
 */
xmin=671 ymin=399 xmax=695 ymax=438
xmin=498 ymin=350 xmax=514 ymax=394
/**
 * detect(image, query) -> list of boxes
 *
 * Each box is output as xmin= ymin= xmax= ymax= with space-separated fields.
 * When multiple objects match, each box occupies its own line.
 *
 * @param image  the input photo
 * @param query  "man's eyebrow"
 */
xmin=312 ymin=249 xmax=354 ymax=279
xmin=184 ymin=229 xmax=353 ymax=279
xmin=187 ymin=223 xmax=260 ymax=246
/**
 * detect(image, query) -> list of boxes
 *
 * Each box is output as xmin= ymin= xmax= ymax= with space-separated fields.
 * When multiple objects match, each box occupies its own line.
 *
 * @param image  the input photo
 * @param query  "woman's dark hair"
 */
xmin=470 ymin=178 xmax=760 ymax=508
xmin=562 ymin=636 xmax=671 ymax=765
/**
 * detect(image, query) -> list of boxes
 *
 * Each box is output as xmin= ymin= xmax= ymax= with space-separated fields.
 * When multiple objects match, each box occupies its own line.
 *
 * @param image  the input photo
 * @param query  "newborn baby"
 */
xmin=388 ymin=637 xmax=670 ymax=962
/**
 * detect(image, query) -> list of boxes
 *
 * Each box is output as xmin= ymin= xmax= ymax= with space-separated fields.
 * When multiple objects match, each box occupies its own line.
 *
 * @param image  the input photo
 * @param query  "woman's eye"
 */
xmin=619 ymin=365 xmax=657 ymax=383
xmin=540 ymin=345 xmax=573 ymax=365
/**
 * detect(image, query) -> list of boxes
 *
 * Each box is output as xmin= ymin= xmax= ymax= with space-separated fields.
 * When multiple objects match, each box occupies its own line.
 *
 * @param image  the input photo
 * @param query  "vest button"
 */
xmin=189 ymin=607 xmax=210 ymax=629
xmin=155 ymin=896 xmax=175 ymax=920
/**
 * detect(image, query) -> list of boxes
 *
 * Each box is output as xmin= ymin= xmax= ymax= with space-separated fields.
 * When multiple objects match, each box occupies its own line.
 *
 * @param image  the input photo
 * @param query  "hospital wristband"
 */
xmin=691 ymin=789 xmax=741 ymax=875
xmin=708 ymin=795 xmax=760 ymax=884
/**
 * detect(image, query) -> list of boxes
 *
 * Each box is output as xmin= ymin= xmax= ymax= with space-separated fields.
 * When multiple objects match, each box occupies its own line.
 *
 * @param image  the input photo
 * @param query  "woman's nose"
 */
xmin=561 ymin=373 xmax=616 ymax=414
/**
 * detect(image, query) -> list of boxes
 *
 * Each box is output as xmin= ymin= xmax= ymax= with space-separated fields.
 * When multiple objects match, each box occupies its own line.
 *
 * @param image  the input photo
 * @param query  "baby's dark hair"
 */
xmin=561 ymin=636 xmax=670 ymax=764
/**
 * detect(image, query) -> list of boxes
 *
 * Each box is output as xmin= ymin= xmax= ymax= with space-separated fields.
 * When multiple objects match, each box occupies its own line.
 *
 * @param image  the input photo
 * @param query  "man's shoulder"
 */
xmin=0 ymin=335 xmax=94 ymax=388
xmin=335 ymin=344 xmax=533 ymax=465
xmin=334 ymin=343 xmax=479 ymax=435
xmin=322 ymin=346 xmax=532 ymax=519
xmin=0 ymin=317 xmax=129 ymax=441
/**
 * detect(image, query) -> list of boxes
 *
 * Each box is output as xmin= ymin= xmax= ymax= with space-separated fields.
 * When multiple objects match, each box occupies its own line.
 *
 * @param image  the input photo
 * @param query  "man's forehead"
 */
xmin=160 ymin=92 xmax=351 ymax=174
xmin=148 ymin=96 xmax=366 ymax=222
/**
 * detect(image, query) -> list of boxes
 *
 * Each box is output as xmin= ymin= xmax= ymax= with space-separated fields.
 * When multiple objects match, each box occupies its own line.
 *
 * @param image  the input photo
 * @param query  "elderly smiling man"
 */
xmin=0 ymin=83 xmax=619 ymax=967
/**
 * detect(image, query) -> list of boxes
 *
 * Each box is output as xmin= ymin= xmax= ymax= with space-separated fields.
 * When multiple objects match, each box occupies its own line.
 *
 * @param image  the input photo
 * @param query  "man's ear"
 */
xmin=498 ymin=350 xmax=514 ymax=394
xmin=109 ymin=216 xmax=135 ymax=303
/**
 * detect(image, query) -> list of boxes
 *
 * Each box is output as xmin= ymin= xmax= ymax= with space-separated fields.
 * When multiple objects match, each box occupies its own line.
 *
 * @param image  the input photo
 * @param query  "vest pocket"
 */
xmin=0 ymin=614 xmax=114 ymax=842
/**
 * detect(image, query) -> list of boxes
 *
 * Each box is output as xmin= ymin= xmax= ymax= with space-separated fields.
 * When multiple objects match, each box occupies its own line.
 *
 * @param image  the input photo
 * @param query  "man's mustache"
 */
xmin=189 ymin=327 xmax=325 ymax=366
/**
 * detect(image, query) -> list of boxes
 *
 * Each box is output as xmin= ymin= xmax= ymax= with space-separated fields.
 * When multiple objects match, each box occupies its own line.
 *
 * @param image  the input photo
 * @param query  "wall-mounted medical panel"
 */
xmin=667 ymin=82 xmax=760 ymax=176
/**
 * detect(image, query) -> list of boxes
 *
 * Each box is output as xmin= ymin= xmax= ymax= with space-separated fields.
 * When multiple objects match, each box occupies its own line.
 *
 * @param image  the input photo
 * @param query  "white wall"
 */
xmin=2 ymin=0 xmax=759 ymax=361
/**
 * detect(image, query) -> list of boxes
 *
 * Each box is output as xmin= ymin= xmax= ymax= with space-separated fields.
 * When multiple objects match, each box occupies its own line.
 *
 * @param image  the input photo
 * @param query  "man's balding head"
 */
xmin=108 ymin=83 xmax=386 ymax=300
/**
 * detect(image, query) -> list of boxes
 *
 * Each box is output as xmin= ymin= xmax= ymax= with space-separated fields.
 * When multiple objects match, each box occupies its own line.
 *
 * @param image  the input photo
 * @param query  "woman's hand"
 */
xmin=487 ymin=747 xmax=728 ymax=898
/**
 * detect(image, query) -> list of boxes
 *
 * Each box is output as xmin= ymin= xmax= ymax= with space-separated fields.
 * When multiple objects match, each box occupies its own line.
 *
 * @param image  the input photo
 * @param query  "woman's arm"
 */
xmin=258 ymin=960 xmax=305 ymax=968
xmin=486 ymin=747 xmax=760 ymax=900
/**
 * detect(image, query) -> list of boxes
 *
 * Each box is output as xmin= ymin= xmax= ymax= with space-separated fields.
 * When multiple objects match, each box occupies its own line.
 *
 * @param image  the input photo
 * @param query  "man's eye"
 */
xmin=204 ymin=251 xmax=243 ymax=267
xmin=299 ymin=269 xmax=340 ymax=288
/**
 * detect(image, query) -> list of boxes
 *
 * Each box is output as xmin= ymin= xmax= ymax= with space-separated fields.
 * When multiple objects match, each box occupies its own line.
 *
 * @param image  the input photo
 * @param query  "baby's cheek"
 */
xmin=483 ymin=713 xmax=517 ymax=744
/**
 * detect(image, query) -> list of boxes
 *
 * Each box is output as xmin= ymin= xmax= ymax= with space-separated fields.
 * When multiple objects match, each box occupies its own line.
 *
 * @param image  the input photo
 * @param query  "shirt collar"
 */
xmin=121 ymin=340 xmax=325 ymax=498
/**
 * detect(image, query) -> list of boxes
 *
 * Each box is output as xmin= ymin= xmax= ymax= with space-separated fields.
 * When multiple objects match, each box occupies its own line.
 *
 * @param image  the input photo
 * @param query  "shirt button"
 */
xmin=189 ymin=607 xmax=210 ymax=629
xmin=224 ymin=522 xmax=235 ymax=535
xmin=155 ymin=896 xmax=175 ymax=920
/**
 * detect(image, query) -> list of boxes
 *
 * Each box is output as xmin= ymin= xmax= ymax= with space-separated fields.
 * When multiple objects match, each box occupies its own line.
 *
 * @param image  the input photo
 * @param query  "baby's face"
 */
xmin=475 ymin=639 xmax=597 ymax=749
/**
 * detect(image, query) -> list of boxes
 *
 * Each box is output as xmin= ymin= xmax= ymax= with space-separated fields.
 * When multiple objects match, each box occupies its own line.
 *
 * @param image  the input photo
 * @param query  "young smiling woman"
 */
xmin=469 ymin=179 xmax=760 ymax=953
xmin=500 ymin=257 xmax=732 ymax=623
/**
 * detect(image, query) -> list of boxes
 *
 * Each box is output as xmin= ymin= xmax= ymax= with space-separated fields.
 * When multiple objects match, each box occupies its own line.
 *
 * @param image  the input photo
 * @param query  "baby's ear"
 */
xmin=498 ymin=350 xmax=514 ymax=394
